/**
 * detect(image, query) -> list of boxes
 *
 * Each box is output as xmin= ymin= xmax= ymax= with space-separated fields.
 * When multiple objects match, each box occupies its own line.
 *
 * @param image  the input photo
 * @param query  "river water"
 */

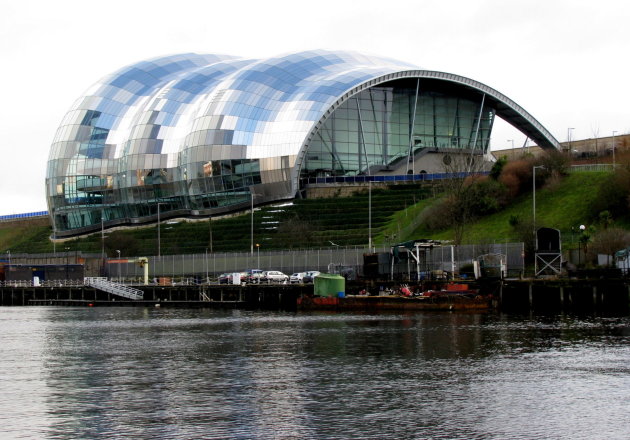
xmin=1 ymin=307 xmax=629 ymax=440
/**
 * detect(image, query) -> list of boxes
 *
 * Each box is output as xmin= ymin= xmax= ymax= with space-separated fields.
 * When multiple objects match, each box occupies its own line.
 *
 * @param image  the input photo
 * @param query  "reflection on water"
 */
xmin=1 ymin=307 xmax=629 ymax=439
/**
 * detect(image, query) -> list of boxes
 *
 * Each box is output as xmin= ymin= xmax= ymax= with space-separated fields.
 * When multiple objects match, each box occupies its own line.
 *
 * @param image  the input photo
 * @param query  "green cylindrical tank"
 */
xmin=314 ymin=274 xmax=346 ymax=297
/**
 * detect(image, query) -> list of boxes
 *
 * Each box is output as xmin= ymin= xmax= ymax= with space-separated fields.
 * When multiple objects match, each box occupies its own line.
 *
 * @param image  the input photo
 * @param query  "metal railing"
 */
xmin=84 ymin=277 xmax=144 ymax=300
xmin=0 ymin=210 xmax=48 ymax=222
xmin=0 ymin=279 xmax=85 ymax=287
xmin=570 ymin=164 xmax=616 ymax=172
xmin=301 ymin=171 xmax=488 ymax=186
xmin=106 ymin=243 xmax=525 ymax=281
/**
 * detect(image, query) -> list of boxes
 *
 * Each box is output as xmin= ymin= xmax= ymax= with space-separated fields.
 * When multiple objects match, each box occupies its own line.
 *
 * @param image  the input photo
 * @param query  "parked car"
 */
xmin=290 ymin=272 xmax=306 ymax=283
xmin=303 ymin=271 xmax=321 ymax=283
xmin=261 ymin=270 xmax=289 ymax=283
xmin=219 ymin=272 xmax=247 ymax=284
xmin=246 ymin=269 xmax=264 ymax=284
xmin=218 ymin=273 xmax=231 ymax=284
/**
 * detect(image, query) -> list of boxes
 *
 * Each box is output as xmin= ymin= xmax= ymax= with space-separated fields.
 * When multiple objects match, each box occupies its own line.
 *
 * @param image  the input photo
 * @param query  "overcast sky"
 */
xmin=1 ymin=0 xmax=629 ymax=215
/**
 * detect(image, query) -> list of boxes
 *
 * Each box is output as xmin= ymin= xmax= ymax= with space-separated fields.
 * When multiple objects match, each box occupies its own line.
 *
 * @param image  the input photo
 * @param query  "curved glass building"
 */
xmin=46 ymin=50 xmax=559 ymax=237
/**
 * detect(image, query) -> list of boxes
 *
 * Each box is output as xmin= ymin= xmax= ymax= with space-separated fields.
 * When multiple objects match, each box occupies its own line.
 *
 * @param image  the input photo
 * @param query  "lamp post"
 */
xmin=101 ymin=209 xmax=105 ymax=260
xmin=205 ymin=248 xmax=209 ymax=283
xmin=533 ymin=165 xmax=545 ymax=238
xmin=578 ymin=224 xmax=586 ymax=266
xmin=65 ymin=246 xmax=70 ymax=281
xmin=612 ymin=131 xmax=618 ymax=167
xmin=157 ymin=202 xmax=165 ymax=258
xmin=116 ymin=249 xmax=121 ymax=283
xmin=250 ymin=191 xmax=262 ymax=258
xmin=567 ymin=128 xmax=575 ymax=154
xmin=6 ymin=250 xmax=10 ymax=266
xmin=256 ymin=243 xmax=260 ymax=268
xmin=368 ymin=180 xmax=372 ymax=252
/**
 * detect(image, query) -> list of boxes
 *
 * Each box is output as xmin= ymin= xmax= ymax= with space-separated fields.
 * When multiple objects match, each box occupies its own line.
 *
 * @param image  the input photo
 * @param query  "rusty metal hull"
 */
xmin=297 ymin=295 xmax=492 ymax=311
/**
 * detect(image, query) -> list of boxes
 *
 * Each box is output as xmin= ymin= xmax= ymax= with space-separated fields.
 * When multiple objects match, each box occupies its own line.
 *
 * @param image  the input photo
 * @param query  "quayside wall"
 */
xmin=496 ymin=279 xmax=630 ymax=314
xmin=1 ymin=279 xmax=629 ymax=314
xmin=0 ymin=284 xmax=305 ymax=310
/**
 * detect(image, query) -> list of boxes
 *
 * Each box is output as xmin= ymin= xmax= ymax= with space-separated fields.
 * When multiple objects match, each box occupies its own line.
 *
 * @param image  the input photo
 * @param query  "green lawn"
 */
xmin=0 ymin=172 xmax=618 ymax=255
xmin=410 ymin=172 xmax=610 ymax=244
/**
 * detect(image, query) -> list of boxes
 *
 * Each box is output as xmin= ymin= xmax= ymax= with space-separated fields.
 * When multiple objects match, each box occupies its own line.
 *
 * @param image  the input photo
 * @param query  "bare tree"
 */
xmin=592 ymin=125 xmax=600 ymax=161
xmin=439 ymin=153 xmax=489 ymax=244
xmin=588 ymin=227 xmax=630 ymax=266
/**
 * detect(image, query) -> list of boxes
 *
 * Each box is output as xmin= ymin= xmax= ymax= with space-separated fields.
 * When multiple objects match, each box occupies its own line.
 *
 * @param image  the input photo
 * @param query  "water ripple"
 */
xmin=1 ymin=308 xmax=629 ymax=439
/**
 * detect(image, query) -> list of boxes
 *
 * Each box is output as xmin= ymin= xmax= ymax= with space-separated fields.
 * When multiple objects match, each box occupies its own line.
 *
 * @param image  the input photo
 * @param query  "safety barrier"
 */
xmin=84 ymin=277 xmax=143 ymax=300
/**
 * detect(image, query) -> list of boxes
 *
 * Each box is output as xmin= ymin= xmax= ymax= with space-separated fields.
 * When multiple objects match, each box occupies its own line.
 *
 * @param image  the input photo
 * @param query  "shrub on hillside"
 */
xmin=418 ymin=177 xmax=510 ymax=241
xmin=489 ymin=156 xmax=508 ymax=180
xmin=419 ymin=198 xmax=454 ymax=231
xmin=537 ymin=149 xmax=570 ymax=176
xmin=498 ymin=159 xmax=534 ymax=197
xmin=590 ymin=165 xmax=630 ymax=219
xmin=587 ymin=227 xmax=630 ymax=264
xmin=463 ymin=176 xmax=510 ymax=216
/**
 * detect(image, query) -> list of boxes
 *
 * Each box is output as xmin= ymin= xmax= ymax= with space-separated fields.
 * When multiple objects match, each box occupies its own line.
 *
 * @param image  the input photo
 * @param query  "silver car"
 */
xmin=290 ymin=272 xmax=306 ymax=283
xmin=262 ymin=271 xmax=289 ymax=283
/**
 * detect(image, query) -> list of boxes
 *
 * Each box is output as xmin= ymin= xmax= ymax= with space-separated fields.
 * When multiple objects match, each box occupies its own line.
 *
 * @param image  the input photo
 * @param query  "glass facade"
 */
xmin=46 ymin=50 xmax=421 ymax=236
xmin=46 ymin=50 xmax=545 ymax=237
xmin=303 ymin=81 xmax=494 ymax=178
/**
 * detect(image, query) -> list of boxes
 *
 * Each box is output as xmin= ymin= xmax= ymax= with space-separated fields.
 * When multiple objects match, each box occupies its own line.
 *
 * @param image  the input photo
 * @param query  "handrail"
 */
xmin=570 ymin=164 xmax=616 ymax=172
xmin=301 ymin=171 xmax=488 ymax=186
xmin=84 ymin=277 xmax=144 ymax=300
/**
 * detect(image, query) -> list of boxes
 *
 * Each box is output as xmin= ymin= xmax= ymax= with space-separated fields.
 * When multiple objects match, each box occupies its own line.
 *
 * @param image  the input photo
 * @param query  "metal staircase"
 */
xmin=84 ymin=277 xmax=144 ymax=300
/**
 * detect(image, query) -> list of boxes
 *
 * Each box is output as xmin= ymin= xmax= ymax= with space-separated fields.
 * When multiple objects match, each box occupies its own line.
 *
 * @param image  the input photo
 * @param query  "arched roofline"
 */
xmin=292 ymin=70 xmax=560 ymax=193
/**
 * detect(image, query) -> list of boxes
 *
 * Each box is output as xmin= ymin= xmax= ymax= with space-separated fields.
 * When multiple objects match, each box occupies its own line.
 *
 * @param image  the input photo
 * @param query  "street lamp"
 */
xmin=157 ymin=202 xmax=166 ymax=258
xmin=368 ymin=180 xmax=372 ymax=252
xmin=250 ymin=191 xmax=262 ymax=257
xmin=205 ymin=248 xmax=209 ymax=283
xmin=533 ymin=165 xmax=546 ymax=238
xmin=6 ymin=250 xmax=10 ymax=266
xmin=612 ymin=131 xmax=618 ymax=167
xmin=116 ymin=249 xmax=121 ymax=283
xmin=64 ymin=246 xmax=70 ymax=281
xmin=256 ymin=243 xmax=260 ymax=268
xmin=567 ymin=128 xmax=575 ymax=154
xmin=101 ymin=209 xmax=105 ymax=260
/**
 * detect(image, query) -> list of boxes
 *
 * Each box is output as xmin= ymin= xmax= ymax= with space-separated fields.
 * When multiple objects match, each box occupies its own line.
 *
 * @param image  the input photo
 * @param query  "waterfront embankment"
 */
xmin=1 ymin=278 xmax=629 ymax=314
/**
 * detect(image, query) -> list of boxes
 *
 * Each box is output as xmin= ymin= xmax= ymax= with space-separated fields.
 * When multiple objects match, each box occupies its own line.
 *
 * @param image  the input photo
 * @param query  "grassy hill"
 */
xmin=0 ymin=217 xmax=52 ymax=255
xmin=1 ymin=184 xmax=433 ymax=256
xmin=412 ymin=171 xmax=613 ymax=246
xmin=0 ymin=170 xmax=619 ymax=256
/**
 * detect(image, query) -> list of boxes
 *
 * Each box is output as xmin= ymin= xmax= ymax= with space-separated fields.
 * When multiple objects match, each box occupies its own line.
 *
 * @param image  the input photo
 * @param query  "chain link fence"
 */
xmin=105 ymin=242 xmax=524 ymax=283
xmin=6 ymin=242 xmax=523 ymax=284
